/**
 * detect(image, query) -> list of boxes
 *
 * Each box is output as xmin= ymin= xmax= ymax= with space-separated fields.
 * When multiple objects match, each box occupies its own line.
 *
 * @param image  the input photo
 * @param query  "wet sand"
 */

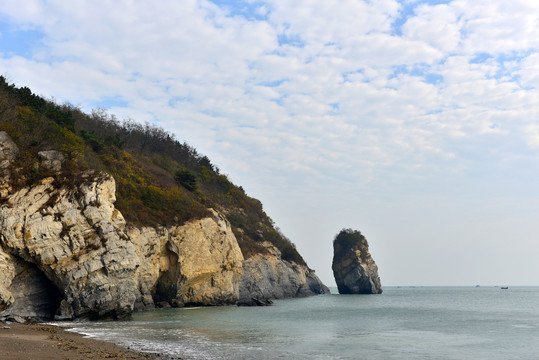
xmin=0 ymin=323 xmax=175 ymax=360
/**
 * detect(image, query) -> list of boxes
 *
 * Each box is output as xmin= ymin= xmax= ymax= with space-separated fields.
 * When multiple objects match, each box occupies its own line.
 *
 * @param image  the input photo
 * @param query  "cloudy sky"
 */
xmin=1 ymin=0 xmax=538 ymax=286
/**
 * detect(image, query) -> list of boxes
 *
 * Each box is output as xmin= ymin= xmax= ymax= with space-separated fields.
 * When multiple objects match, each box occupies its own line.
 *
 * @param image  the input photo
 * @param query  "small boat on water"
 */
xmin=501 ymin=286 xmax=509 ymax=290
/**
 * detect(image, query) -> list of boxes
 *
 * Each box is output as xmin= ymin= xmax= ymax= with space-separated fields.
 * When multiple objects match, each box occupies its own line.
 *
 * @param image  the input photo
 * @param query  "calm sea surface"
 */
xmin=62 ymin=287 xmax=539 ymax=359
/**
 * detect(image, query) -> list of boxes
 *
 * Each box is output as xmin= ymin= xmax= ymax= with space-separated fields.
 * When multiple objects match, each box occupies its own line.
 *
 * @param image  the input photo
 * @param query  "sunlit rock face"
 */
xmin=332 ymin=229 xmax=382 ymax=294
xmin=129 ymin=209 xmax=244 ymax=309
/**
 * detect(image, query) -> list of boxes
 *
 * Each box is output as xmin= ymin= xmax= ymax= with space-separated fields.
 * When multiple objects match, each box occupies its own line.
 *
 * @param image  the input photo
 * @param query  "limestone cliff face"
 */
xmin=332 ymin=229 xmax=382 ymax=294
xmin=239 ymin=242 xmax=329 ymax=304
xmin=0 ymin=171 xmax=243 ymax=319
xmin=0 ymin=174 xmax=138 ymax=319
xmin=0 ymin=131 xmax=327 ymax=320
xmin=0 ymin=174 xmax=243 ymax=318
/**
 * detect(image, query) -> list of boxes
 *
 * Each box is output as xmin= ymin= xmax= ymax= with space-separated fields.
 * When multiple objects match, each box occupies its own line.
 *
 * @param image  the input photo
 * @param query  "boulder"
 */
xmin=170 ymin=299 xmax=184 ymax=308
xmin=38 ymin=150 xmax=65 ymax=171
xmin=0 ymin=131 xmax=19 ymax=196
xmin=332 ymin=229 xmax=382 ymax=294
xmin=237 ymin=297 xmax=273 ymax=306
xmin=0 ymin=131 xmax=19 ymax=167
xmin=54 ymin=300 xmax=74 ymax=321
xmin=156 ymin=301 xmax=171 ymax=308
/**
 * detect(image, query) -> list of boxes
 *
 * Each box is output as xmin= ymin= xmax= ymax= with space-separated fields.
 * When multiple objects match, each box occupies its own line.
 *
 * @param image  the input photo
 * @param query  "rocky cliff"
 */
xmin=239 ymin=242 xmax=329 ymax=305
xmin=332 ymin=229 xmax=382 ymax=294
xmin=0 ymin=132 xmax=327 ymax=321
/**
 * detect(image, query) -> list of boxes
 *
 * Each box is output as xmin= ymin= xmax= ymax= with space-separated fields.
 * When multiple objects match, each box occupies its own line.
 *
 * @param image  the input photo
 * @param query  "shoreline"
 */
xmin=0 ymin=322 xmax=176 ymax=360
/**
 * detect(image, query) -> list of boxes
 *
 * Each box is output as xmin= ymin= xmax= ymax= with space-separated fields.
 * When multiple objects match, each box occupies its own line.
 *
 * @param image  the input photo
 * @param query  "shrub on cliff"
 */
xmin=175 ymin=168 xmax=197 ymax=191
xmin=333 ymin=229 xmax=369 ymax=262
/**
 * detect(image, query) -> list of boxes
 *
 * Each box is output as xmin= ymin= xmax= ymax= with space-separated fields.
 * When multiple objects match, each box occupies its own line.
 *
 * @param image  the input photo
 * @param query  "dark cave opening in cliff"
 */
xmin=4 ymin=259 xmax=64 ymax=320
xmin=153 ymin=248 xmax=180 ymax=305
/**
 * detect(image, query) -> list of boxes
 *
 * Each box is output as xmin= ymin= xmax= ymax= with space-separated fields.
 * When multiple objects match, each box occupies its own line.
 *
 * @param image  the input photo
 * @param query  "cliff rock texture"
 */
xmin=332 ymin=229 xmax=382 ymax=294
xmin=0 ymin=131 xmax=327 ymax=320
xmin=239 ymin=242 xmax=329 ymax=304
xmin=0 ymin=173 xmax=140 ymax=319
xmin=0 ymin=172 xmax=245 ymax=319
xmin=129 ymin=210 xmax=244 ymax=309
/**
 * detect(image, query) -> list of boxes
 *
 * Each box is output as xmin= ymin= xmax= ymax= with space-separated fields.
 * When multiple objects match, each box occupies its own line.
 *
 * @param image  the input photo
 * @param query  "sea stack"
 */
xmin=332 ymin=229 xmax=382 ymax=294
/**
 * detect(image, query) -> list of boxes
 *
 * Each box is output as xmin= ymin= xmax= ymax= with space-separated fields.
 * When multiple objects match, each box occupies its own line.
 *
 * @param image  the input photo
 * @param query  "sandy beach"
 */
xmin=0 ymin=322 xmax=172 ymax=360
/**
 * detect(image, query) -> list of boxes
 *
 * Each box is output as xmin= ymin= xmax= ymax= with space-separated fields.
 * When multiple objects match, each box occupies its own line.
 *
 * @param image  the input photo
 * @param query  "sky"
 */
xmin=0 ymin=0 xmax=538 ymax=287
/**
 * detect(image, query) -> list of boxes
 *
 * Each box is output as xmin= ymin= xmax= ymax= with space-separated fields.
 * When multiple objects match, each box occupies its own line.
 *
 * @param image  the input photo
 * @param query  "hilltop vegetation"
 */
xmin=333 ymin=229 xmax=369 ymax=261
xmin=0 ymin=77 xmax=305 ymax=265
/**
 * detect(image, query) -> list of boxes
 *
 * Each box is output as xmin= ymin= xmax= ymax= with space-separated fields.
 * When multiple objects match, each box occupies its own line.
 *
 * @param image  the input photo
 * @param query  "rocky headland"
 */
xmin=332 ymin=229 xmax=382 ymax=294
xmin=0 ymin=128 xmax=328 ymax=322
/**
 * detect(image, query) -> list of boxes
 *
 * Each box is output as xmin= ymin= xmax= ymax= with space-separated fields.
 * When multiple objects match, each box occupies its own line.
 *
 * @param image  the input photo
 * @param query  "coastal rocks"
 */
xmin=0 ymin=132 xmax=328 ymax=320
xmin=238 ymin=297 xmax=273 ymax=306
xmin=238 ymin=244 xmax=329 ymax=304
xmin=332 ymin=229 xmax=382 ymax=294
xmin=0 ymin=174 xmax=139 ymax=319
xmin=0 ymin=173 xmax=244 ymax=319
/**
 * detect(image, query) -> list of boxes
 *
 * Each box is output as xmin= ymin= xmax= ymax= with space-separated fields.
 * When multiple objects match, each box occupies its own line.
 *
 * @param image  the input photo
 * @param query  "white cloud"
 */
xmin=402 ymin=3 xmax=461 ymax=53
xmin=518 ymin=52 xmax=539 ymax=89
xmin=451 ymin=0 xmax=539 ymax=55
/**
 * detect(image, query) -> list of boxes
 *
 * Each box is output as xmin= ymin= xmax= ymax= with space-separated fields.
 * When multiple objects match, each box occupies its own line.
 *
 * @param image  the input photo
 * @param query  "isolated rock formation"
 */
xmin=0 ymin=131 xmax=328 ymax=320
xmin=332 ymin=229 xmax=382 ymax=294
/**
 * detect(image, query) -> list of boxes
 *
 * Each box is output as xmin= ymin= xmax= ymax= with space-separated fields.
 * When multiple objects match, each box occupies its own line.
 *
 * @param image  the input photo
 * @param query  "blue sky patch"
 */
xmin=424 ymin=73 xmax=443 ymax=84
xmin=0 ymin=21 xmax=44 ymax=58
xmin=388 ymin=64 xmax=443 ymax=85
xmin=392 ymin=0 xmax=453 ymax=36
xmin=209 ymin=0 xmax=268 ymax=21
xmin=259 ymin=79 xmax=285 ymax=87
xmin=470 ymin=53 xmax=492 ymax=64
xmin=277 ymin=33 xmax=305 ymax=48
xmin=389 ymin=65 xmax=409 ymax=79
xmin=94 ymin=97 xmax=129 ymax=109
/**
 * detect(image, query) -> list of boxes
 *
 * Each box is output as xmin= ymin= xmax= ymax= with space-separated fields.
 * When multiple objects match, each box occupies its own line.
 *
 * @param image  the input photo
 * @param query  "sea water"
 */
xmin=62 ymin=287 xmax=539 ymax=359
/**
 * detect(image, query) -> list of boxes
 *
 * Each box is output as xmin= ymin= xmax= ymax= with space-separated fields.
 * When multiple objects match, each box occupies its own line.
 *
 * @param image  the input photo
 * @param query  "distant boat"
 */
xmin=501 ymin=287 xmax=509 ymax=290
